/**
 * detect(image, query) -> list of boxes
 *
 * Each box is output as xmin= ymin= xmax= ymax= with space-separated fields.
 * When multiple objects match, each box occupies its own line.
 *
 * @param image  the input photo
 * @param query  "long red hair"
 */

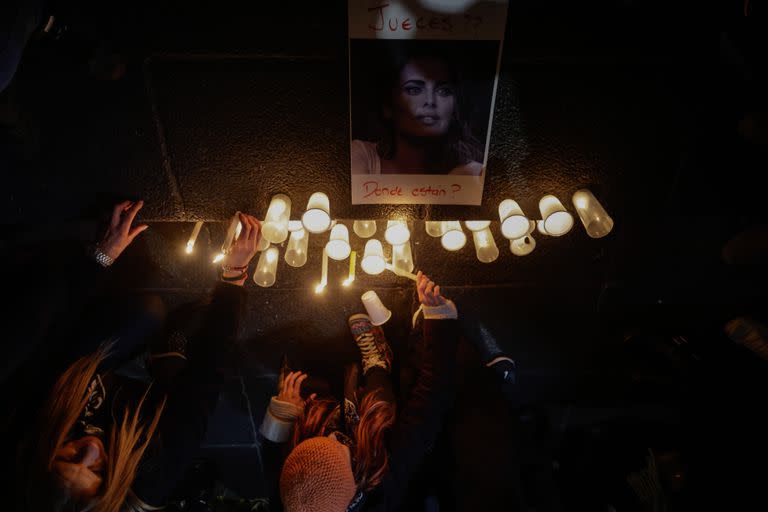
xmin=291 ymin=389 xmax=396 ymax=492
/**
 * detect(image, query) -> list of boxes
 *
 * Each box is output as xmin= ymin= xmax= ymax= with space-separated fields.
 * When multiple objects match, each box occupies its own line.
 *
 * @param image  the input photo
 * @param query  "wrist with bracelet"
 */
xmin=220 ymin=262 xmax=249 ymax=283
xmin=92 ymin=245 xmax=115 ymax=267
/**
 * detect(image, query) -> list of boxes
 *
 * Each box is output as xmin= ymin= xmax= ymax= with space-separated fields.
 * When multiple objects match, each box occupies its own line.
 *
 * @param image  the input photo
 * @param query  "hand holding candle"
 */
xmin=222 ymin=213 xmax=261 ymax=286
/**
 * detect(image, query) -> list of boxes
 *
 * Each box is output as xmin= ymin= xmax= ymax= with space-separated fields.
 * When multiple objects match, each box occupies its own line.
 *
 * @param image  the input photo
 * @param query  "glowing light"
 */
xmin=253 ymin=246 xmax=279 ymax=287
xmin=185 ymin=221 xmax=203 ymax=254
xmin=353 ymin=220 xmax=377 ymax=238
xmin=571 ymin=189 xmax=614 ymax=238
xmin=498 ymin=200 xmax=529 ymax=240
xmin=262 ymin=194 xmax=291 ymax=244
xmin=302 ymin=192 xmax=331 ymax=234
xmin=392 ymin=241 xmax=414 ymax=274
xmin=441 ymin=221 xmax=467 ymax=251
xmin=385 ymin=220 xmax=410 ymax=245
xmin=465 ymin=220 xmax=491 ymax=231
xmin=472 ymin=227 xmax=499 ymax=263
xmin=361 ymin=239 xmax=386 ymax=275
xmin=539 ymin=195 xmax=573 ymax=236
xmin=326 ymin=223 xmax=351 ymax=261
xmin=425 ymin=221 xmax=445 ymax=237
xmin=510 ymin=234 xmax=536 ymax=256
xmin=285 ymin=228 xmax=308 ymax=267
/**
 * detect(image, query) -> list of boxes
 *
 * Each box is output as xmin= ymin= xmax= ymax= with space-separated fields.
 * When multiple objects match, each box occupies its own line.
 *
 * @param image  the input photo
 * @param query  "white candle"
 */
xmin=315 ymin=248 xmax=329 ymax=293
xmin=222 ymin=213 xmax=241 ymax=253
xmin=253 ymin=246 xmax=279 ymax=287
xmin=185 ymin=221 xmax=203 ymax=254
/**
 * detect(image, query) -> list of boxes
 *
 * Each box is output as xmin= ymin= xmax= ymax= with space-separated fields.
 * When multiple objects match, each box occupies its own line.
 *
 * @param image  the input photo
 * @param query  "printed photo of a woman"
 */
xmin=350 ymin=40 xmax=497 ymax=176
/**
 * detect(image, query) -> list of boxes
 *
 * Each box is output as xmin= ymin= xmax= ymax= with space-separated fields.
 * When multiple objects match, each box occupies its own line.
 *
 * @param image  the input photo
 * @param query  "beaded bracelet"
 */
xmin=221 ymin=263 xmax=249 ymax=273
xmin=220 ymin=271 xmax=248 ymax=282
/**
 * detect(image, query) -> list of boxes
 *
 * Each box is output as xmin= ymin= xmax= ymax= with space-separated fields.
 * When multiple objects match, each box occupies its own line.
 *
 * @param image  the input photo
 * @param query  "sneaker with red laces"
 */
xmin=349 ymin=313 xmax=393 ymax=375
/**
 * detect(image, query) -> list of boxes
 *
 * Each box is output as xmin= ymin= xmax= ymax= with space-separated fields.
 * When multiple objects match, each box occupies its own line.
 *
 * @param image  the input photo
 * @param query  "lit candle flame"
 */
xmin=185 ymin=221 xmax=203 ymax=254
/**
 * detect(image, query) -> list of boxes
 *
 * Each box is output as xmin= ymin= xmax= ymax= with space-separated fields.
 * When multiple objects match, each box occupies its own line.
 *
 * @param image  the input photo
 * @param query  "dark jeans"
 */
xmin=362 ymin=367 xmax=395 ymax=405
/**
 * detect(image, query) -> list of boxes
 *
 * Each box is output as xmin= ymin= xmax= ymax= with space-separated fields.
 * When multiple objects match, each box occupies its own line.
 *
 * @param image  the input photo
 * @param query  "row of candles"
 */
xmin=185 ymin=189 xmax=614 ymax=289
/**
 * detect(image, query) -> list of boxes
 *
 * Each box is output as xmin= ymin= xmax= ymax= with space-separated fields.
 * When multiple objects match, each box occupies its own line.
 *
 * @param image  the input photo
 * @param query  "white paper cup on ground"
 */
xmin=361 ymin=290 xmax=392 ymax=326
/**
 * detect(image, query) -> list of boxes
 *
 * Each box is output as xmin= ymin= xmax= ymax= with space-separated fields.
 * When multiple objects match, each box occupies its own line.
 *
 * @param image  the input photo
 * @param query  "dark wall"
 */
xmin=3 ymin=1 xmax=765 ymax=342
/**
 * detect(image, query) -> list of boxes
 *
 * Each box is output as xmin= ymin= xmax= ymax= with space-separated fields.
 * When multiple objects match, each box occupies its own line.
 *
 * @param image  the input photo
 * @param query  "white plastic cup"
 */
xmin=539 ymin=194 xmax=573 ymax=236
xmin=353 ymin=220 xmax=377 ymax=238
xmin=498 ymin=199 xmax=529 ymax=240
xmin=284 ymin=228 xmax=308 ymax=267
xmin=361 ymin=290 xmax=392 ymax=326
xmin=326 ymin=223 xmax=351 ymax=261
xmin=385 ymin=220 xmax=410 ymax=245
xmin=302 ymin=192 xmax=331 ymax=234
xmin=572 ymin=189 xmax=614 ymax=238
xmin=361 ymin=239 xmax=386 ymax=275
xmin=425 ymin=221 xmax=445 ymax=237
xmin=262 ymin=194 xmax=291 ymax=244
xmin=253 ymin=246 xmax=279 ymax=287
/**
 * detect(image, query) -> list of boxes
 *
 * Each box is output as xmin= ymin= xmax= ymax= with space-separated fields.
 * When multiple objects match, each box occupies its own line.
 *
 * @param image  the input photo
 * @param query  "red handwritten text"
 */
xmin=363 ymin=181 xmax=404 ymax=198
xmin=367 ymin=2 xmax=465 ymax=34
xmin=363 ymin=181 xmax=463 ymax=199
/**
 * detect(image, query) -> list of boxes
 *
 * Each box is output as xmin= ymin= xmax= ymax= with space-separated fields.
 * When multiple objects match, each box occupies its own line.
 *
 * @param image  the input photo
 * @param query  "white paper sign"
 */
xmin=349 ymin=0 xmax=509 ymax=205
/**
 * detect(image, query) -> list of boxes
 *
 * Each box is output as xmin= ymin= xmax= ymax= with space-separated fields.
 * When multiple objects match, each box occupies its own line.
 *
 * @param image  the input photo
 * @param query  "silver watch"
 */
xmin=93 ymin=247 xmax=115 ymax=267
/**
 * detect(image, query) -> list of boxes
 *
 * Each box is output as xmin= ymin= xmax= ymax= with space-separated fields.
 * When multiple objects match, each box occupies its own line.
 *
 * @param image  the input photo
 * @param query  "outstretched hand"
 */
xmin=98 ymin=200 xmax=148 ymax=260
xmin=416 ymin=270 xmax=447 ymax=307
xmin=278 ymin=371 xmax=317 ymax=409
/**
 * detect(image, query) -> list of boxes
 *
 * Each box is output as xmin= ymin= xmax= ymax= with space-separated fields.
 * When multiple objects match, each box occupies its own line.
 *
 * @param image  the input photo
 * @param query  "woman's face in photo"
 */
xmin=391 ymin=57 xmax=456 ymax=138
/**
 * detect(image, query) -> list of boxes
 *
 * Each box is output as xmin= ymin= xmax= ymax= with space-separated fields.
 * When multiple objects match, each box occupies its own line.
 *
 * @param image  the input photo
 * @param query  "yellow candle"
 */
xmin=343 ymin=251 xmax=357 ymax=286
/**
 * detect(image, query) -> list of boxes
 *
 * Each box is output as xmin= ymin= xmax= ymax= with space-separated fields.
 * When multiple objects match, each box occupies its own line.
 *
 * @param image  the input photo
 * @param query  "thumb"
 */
xmin=128 ymin=224 xmax=149 ymax=241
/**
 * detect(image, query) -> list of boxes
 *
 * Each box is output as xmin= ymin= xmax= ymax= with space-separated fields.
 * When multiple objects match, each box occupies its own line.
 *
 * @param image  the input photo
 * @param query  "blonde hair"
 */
xmin=27 ymin=343 xmax=165 ymax=512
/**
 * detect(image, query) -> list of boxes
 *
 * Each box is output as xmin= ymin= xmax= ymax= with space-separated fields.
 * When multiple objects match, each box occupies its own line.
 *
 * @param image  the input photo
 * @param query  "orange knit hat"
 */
xmin=280 ymin=437 xmax=357 ymax=512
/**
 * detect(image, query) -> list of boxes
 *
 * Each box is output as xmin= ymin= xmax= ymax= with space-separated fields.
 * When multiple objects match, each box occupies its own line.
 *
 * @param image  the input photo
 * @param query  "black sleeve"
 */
xmin=2 ymin=251 xmax=108 ymax=385
xmin=132 ymin=282 xmax=247 ymax=507
xmin=370 ymin=318 xmax=459 ymax=512
xmin=258 ymin=432 xmax=290 ymax=509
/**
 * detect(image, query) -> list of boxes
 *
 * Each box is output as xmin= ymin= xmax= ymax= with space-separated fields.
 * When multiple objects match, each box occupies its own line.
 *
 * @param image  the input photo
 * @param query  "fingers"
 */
xmin=416 ymin=271 xmax=427 ymax=302
xmin=111 ymin=201 xmax=132 ymax=228
xmin=249 ymin=217 xmax=261 ymax=242
xmin=239 ymin=213 xmax=252 ymax=241
xmin=281 ymin=371 xmax=308 ymax=398
xmin=128 ymin=224 xmax=149 ymax=242
xmin=309 ymin=393 xmax=317 ymax=401
xmin=122 ymin=201 xmax=144 ymax=233
xmin=294 ymin=373 xmax=308 ymax=395
xmin=416 ymin=272 xmax=443 ymax=306
xmin=282 ymin=371 xmax=298 ymax=393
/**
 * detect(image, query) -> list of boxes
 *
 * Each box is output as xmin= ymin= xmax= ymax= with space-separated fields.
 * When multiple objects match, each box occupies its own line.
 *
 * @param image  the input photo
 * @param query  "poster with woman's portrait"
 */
xmin=349 ymin=0 xmax=509 ymax=205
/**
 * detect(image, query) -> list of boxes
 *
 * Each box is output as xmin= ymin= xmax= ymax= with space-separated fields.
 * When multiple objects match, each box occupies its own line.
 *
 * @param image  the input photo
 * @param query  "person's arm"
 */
xmin=373 ymin=272 xmax=459 ymax=512
xmin=258 ymin=370 xmax=317 ymax=504
xmin=131 ymin=214 xmax=261 ymax=508
xmin=2 ymin=200 xmax=149 ymax=382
